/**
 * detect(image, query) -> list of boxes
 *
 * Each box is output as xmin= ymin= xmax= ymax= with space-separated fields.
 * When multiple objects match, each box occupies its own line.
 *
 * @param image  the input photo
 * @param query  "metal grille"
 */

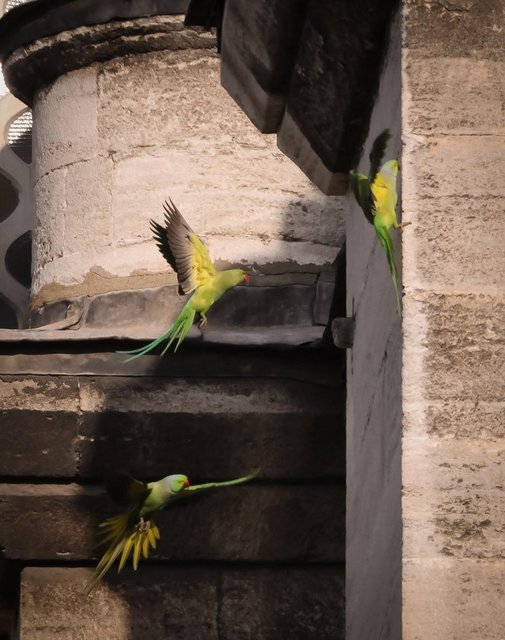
xmin=5 ymin=0 xmax=29 ymax=10
xmin=7 ymin=110 xmax=32 ymax=163
xmin=0 ymin=0 xmax=33 ymax=327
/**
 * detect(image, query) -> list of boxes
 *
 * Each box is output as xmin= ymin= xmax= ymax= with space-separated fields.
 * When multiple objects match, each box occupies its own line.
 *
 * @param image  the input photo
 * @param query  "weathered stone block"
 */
xmin=19 ymin=566 xmax=345 ymax=640
xmin=404 ymin=0 xmax=505 ymax=61
xmin=0 ymin=483 xmax=345 ymax=562
xmin=78 ymin=410 xmax=344 ymax=480
xmin=0 ymin=410 xmax=77 ymax=476
xmin=408 ymin=293 xmax=505 ymax=403
xmin=404 ymin=57 xmax=505 ymax=135
xmin=425 ymin=400 xmax=505 ymax=440
xmin=404 ymin=197 xmax=504 ymax=293
xmin=20 ymin=567 xmax=218 ymax=640
xmin=220 ymin=567 xmax=345 ymax=640
xmin=0 ymin=375 xmax=80 ymax=412
xmin=403 ymin=559 xmax=505 ymax=640
xmin=64 ymin=156 xmax=114 ymax=256
xmin=32 ymin=168 xmax=65 ymax=277
xmin=403 ymin=439 xmax=504 ymax=560
xmin=32 ymin=66 xmax=98 ymax=180
xmin=403 ymin=136 xmax=504 ymax=201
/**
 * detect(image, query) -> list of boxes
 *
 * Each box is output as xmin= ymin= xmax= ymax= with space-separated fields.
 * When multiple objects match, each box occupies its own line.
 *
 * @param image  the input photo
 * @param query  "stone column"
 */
xmin=402 ymin=1 xmax=504 ymax=639
xmin=0 ymin=4 xmax=342 ymax=332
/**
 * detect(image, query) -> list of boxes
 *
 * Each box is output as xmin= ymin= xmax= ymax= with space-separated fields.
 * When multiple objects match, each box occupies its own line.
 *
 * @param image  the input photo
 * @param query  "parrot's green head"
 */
xmin=164 ymin=474 xmax=190 ymax=494
xmin=225 ymin=269 xmax=250 ymax=287
xmin=381 ymin=159 xmax=400 ymax=177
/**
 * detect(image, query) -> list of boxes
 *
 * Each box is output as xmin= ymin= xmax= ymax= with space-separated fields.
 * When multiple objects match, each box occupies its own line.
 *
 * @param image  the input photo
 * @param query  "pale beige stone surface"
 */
xmin=402 ymin=1 xmax=505 ymax=638
xmin=404 ymin=439 xmax=504 ymax=559
xmin=403 ymin=559 xmax=504 ymax=640
xmin=404 ymin=56 xmax=505 ymax=135
xmin=0 ymin=376 xmax=80 ymax=411
xmin=32 ymin=66 xmax=99 ymax=180
xmin=30 ymin=33 xmax=344 ymax=306
xmin=404 ymin=196 xmax=504 ymax=293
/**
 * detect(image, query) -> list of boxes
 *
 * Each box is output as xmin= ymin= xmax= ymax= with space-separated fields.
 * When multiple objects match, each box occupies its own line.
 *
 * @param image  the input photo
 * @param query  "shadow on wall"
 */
xmin=70 ymin=191 xmax=346 ymax=638
xmin=72 ymin=337 xmax=346 ymax=639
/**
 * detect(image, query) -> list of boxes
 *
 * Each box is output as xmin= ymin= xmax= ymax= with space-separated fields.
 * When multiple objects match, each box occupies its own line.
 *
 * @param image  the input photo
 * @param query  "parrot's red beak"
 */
xmin=184 ymin=478 xmax=190 ymax=488
xmin=243 ymin=273 xmax=250 ymax=284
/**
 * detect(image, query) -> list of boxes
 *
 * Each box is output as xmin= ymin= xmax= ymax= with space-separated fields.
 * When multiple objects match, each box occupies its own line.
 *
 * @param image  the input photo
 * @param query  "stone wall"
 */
xmin=346 ymin=11 xmax=403 ymax=640
xmin=0 ymin=341 xmax=345 ymax=638
xmin=402 ymin=1 xmax=505 ymax=638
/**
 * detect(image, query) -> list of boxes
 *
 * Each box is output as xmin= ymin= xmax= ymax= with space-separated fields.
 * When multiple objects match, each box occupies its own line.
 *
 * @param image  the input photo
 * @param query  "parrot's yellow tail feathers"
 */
xmin=85 ymin=516 xmax=160 ymax=595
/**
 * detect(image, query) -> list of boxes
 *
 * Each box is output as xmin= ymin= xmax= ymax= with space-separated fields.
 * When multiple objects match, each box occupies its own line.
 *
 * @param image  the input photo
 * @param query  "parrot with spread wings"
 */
xmin=121 ymin=200 xmax=249 ymax=359
xmin=349 ymin=130 xmax=409 ymax=316
xmin=85 ymin=471 xmax=256 ymax=594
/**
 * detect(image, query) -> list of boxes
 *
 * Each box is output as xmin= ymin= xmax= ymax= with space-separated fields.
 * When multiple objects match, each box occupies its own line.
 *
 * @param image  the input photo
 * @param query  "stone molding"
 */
xmin=1 ymin=13 xmax=213 ymax=106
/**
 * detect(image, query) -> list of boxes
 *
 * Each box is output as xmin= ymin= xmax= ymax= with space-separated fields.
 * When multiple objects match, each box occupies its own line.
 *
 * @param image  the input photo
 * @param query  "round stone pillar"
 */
xmin=0 ymin=1 xmax=343 ymax=332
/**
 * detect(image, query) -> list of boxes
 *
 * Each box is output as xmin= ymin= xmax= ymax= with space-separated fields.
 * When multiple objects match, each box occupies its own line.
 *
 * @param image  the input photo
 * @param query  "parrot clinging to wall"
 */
xmin=121 ymin=199 xmax=249 ymax=360
xmin=86 ymin=472 xmax=255 ymax=594
xmin=349 ymin=130 xmax=409 ymax=316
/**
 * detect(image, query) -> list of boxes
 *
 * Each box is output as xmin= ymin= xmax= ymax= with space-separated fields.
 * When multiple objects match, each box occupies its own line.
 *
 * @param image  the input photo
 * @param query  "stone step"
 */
xmin=28 ymin=282 xmax=335 ymax=334
xmin=0 ymin=483 xmax=345 ymax=562
xmin=19 ymin=566 xmax=345 ymax=640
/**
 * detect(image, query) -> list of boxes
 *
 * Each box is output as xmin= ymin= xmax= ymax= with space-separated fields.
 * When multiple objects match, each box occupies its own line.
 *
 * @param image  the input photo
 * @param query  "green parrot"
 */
xmin=121 ymin=199 xmax=249 ymax=360
xmin=86 ymin=471 xmax=256 ymax=594
xmin=349 ymin=130 xmax=409 ymax=316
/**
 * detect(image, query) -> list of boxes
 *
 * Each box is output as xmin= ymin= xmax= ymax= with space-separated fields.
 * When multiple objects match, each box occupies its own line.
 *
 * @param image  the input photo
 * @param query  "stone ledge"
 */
xmin=0 ymin=347 xmax=342 ymax=386
xmin=1 ymin=12 xmax=214 ymax=106
xmin=28 ymin=282 xmax=334 ymax=333
xmin=0 ymin=325 xmax=326 ymax=347
xmin=0 ymin=0 xmax=192 ymax=60
xmin=0 ymin=483 xmax=345 ymax=562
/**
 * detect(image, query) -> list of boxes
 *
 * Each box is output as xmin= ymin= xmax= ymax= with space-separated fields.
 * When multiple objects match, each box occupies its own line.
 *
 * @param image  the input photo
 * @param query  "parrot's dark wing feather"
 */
xmin=368 ymin=129 xmax=391 ymax=186
xmin=350 ymin=171 xmax=375 ymax=225
xmin=150 ymin=219 xmax=185 ymax=295
xmin=105 ymin=473 xmax=151 ymax=509
xmin=156 ymin=199 xmax=216 ymax=295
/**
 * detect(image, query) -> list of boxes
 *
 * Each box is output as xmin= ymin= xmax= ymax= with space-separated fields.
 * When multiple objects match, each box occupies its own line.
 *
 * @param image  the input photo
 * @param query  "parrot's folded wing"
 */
xmin=155 ymin=199 xmax=216 ymax=295
xmin=105 ymin=473 xmax=151 ymax=508
xmin=350 ymin=172 xmax=374 ymax=225
xmin=368 ymin=129 xmax=391 ymax=187
xmin=368 ymin=129 xmax=392 ymax=216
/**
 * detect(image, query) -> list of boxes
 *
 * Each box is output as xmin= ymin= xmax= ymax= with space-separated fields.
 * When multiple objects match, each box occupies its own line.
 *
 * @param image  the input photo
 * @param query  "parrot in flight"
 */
xmin=121 ymin=199 xmax=249 ymax=360
xmin=86 ymin=471 xmax=256 ymax=594
xmin=349 ymin=130 xmax=409 ymax=316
